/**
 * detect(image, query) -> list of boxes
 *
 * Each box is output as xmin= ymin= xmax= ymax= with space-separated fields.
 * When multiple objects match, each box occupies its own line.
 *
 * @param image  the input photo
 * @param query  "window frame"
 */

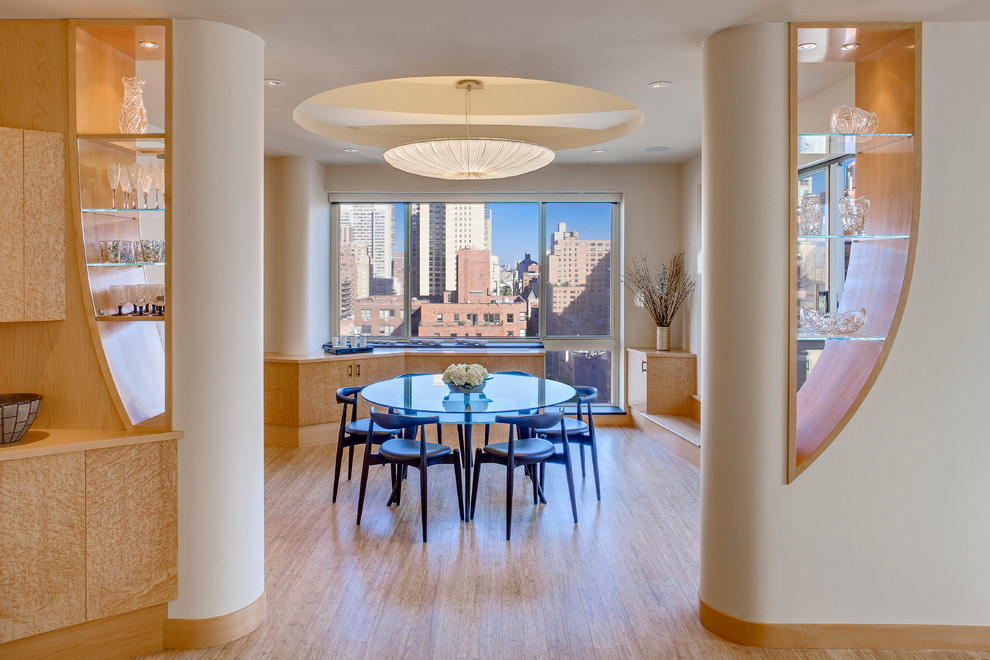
xmin=330 ymin=193 xmax=621 ymax=404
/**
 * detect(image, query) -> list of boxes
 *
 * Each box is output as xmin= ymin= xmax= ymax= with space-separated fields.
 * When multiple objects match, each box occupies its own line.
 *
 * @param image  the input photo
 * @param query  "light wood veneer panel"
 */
xmin=0 ymin=127 xmax=25 ymax=321
xmin=0 ymin=452 xmax=86 ymax=643
xmin=85 ymin=440 xmax=178 ymax=620
xmin=74 ymin=27 xmax=136 ymax=135
xmin=23 ymin=129 xmax=66 ymax=320
xmin=0 ymin=20 xmax=68 ymax=132
xmin=264 ymin=361 xmax=300 ymax=425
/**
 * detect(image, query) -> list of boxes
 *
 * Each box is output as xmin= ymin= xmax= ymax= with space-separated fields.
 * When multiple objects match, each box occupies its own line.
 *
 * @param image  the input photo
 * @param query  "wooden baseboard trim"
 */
xmin=164 ymin=591 xmax=265 ymax=649
xmin=0 ymin=604 xmax=166 ymax=660
xmin=265 ymin=423 xmax=336 ymax=448
xmin=699 ymin=596 xmax=990 ymax=650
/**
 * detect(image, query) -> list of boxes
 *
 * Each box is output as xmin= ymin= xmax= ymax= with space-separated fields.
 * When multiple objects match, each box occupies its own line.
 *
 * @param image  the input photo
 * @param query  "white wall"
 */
xmin=170 ymin=19 xmax=265 ymax=621
xmin=264 ymin=156 xmax=330 ymax=355
xmin=701 ymin=20 xmax=990 ymax=628
xmin=322 ymin=163 xmax=683 ymax=354
xmin=680 ymin=154 xmax=702 ymax=368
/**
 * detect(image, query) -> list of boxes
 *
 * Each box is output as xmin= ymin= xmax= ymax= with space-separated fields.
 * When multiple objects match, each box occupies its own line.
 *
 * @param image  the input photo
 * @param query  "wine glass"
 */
xmin=127 ymin=284 xmax=149 ymax=316
xmin=151 ymin=160 xmax=164 ymax=209
xmin=106 ymin=162 xmax=120 ymax=209
xmin=139 ymin=164 xmax=153 ymax=209
xmin=119 ymin=164 xmax=133 ymax=210
xmin=151 ymin=283 xmax=165 ymax=315
xmin=127 ymin=164 xmax=140 ymax=209
xmin=109 ymin=284 xmax=128 ymax=316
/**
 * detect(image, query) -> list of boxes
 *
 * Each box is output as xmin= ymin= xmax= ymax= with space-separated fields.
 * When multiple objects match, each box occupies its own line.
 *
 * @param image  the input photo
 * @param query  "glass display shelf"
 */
xmin=96 ymin=315 xmax=166 ymax=322
xmin=798 ymin=132 xmax=912 ymax=157
xmin=86 ymin=262 xmax=165 ymax=267
xmin=797 ymin=331 xmax=885 ymax=342
xmin=797 ymin=233 xmax=910 ymax=241
xmin=83 ymin=207 xmax=164 ymax=214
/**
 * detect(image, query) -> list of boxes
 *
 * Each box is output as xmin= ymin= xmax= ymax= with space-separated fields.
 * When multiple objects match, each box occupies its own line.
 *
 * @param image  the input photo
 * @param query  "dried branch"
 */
xmin=622 ymin=253 xmax=696 ymax=327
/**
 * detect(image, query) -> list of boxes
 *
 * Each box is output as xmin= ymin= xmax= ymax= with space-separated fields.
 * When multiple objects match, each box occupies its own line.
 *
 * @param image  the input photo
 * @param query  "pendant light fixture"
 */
xmin=383 ymin=80 xmax=555 ymax=180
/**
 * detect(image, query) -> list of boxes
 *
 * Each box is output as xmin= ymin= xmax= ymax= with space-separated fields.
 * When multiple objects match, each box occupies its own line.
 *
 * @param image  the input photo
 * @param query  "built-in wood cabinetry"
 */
xmin=789 ymin=24 xmax=920 ymax=481
xmin=626 ymin=347 xmax=697 ymax=416
xmin=0 ymin=433 xmax=178 ymax=647
xmin=0 ymin=127 xmax=66 ymax=322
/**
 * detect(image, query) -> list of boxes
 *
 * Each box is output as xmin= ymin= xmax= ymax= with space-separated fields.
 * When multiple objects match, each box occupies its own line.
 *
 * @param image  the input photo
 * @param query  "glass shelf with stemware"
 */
xmin=797 ymin=233 xmax=910 ymax=241
xmin=86 ymin=262 xmax=165 ymax=267
xmin=797 ymin=132 xmax=912 ymax=156
xmin=96 ymin=315 xmax=167 ymax=322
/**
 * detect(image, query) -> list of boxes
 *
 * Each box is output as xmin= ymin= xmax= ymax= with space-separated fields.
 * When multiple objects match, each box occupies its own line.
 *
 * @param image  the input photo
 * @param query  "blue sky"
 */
xmin=489 ymin=202 xmax=613 ymax=267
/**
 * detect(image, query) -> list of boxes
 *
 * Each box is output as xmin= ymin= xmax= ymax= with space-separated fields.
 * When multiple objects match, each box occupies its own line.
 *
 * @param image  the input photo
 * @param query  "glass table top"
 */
xmin=360 ymin=373 xmax=577 ymax=425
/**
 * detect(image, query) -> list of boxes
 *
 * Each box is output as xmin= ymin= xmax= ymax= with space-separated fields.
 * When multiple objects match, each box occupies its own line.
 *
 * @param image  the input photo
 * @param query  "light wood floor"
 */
xmin=140 ymin=427 xmax=989 ymax=659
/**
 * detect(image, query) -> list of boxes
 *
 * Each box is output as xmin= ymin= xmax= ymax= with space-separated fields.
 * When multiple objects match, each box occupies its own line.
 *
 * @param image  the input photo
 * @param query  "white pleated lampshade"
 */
xmin=383 ymin=137 xmax=555 ymax=180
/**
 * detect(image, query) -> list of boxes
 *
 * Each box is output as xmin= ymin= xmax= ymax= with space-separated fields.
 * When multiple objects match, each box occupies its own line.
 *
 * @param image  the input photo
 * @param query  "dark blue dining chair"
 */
xmin=356 ymin=409 xmax=464 ymax=542
xmin=535 ymin=385 xmax=600 ymax=500
xmin=332 ymin=386 xmax=399 ymax=503
xmin=471 ymin=410 xmax=577 ymax=540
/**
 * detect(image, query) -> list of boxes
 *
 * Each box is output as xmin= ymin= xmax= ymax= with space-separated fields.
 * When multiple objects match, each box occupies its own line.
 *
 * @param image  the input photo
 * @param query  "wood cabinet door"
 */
xmin=0 ymin=453 xmax=86 ymax=643
xmin=85 ymin=440 xmax=177 ymax=620
xmin=298 ymin=360 xmax=351 ymax=426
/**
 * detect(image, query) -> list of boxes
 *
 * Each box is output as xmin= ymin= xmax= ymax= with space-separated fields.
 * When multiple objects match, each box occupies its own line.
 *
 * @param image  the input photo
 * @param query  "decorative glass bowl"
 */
xmin=799 ymin=307 xmax=867 ymax=336
xmin=830 ymin=105 xmax=879 ymax=134
xmin=840 ymin=194 xmax=870 ymax=235
xmin=0 ymin=393 xmax=42 ymax=444
xmin=799 ymin=193 xmax=824 ymax=235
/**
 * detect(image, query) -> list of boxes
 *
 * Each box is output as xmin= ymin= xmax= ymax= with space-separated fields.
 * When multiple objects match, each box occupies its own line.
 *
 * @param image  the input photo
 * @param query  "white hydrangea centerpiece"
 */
xmin=442 ymin=363 xmax=490 ymax=389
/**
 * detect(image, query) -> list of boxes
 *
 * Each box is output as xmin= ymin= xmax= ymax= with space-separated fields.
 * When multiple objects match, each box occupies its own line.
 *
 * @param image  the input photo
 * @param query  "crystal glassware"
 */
xmin=109 ymin=284 xmax=129 ymax=316
xmin=117 ymin=240 xmax=136 ymax=263
xmin=151 ymin=160 xmax=164 ymax=209
xmin=830 ymin=105 xmax=879 ymax=134
xmin=799 ymin=307 xmax=867 ymax=336
xmin=799 ymin=193 xmax=824 ymax=235
xmin=139 ymin=163 xmax=153 ymax=209
xmin=127 ymin=284 xmax=149 ymax=316
xmin=106 ymin=162 xmax=121 ymax=209
xmin=100 ymin=240 xmax=119 ymax=263
xmin=119 ymin=163 xmax=133 ymax=210
xmin=127 ymin=164 xmax=140 ymax=209
xmin=839 ymin=194 xmax=870 ymax=235
xmin=151 ymin=283 xmax=165 ymax=315
xmin=119 ymin=76 xmax=149 ymax=134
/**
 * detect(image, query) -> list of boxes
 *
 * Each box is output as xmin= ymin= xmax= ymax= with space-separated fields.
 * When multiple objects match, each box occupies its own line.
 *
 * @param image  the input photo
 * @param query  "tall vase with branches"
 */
xmin=623 ymin=252 xmax=696 ymax=351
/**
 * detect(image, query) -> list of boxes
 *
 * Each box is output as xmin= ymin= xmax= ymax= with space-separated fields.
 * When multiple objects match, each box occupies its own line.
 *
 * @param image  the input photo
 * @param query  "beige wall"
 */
xmin=702 ymin=20 xmax=990 ymax=628
xmin=680 ymin=154 xmax=702 ymax=368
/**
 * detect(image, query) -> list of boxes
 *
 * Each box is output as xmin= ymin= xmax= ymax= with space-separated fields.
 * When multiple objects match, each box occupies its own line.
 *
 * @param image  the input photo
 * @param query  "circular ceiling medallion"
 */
xmin=293 ymin=75 xmax=643 ymax=151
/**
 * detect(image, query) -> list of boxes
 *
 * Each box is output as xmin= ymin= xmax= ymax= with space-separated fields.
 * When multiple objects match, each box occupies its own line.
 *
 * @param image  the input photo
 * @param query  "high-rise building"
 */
xmin=546 ymin=222 xmax=611 ymax=334
xmin=339 ymin=203 xmax=395 ymax=284
xmin=410 ymin=203 xmax=491 ymax=299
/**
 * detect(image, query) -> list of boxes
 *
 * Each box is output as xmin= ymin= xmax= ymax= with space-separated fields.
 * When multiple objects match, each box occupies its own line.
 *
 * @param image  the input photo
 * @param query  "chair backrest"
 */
xmin=368 ymin=409 xmax=442 ymax=452
xmin=495 ymin=410 xmax=566 ymax=458
xmin=573 ymin=385 xmax=597 ymax=425
xmin=337 ymin=385 xmax=364 ymax=426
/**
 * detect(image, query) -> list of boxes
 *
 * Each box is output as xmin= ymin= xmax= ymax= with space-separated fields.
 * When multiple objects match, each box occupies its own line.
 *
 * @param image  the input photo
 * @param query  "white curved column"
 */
xmin=699 ymin=23 xmax=790 ymax=622
xmin=170 ymin=19 xmax=265 ymax=622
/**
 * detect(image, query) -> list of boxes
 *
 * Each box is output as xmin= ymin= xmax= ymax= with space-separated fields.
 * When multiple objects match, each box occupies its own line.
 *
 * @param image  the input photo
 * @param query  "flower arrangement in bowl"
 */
xmin=442 ymin=363 xmax=491 ymax=393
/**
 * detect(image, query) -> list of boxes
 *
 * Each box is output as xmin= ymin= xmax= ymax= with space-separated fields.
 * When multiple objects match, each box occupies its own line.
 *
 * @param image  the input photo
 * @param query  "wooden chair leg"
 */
xmin=530 ymin=464 xmax=539 ymax=504
xmin=505 ymin=460 xmax=514 ymax=541
xmin=563 ymin=448 xmax=578 ymax=525
xmin=470 ymin=449 xmax=484 ymax=520
xmin=420 ymin=458 xmax=428 ymax=542
xmin=332 ymin=437 xmax=347 ymax=504
xmin=578 ymin=442 xmax=586 ymax=478
xmin=452 ymin=452 xmax=464 ymax=521
xmin=356 ymin=449 xmax=373 ymax=526
xmin=347 ymin=445 xmax=355 ymax=480
xmin=589 ymin=439 xmax=601 ymax=501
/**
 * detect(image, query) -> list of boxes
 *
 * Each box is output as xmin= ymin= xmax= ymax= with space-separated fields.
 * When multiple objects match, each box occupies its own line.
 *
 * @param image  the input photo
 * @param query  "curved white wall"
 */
xmin=699 ymin=22 xmax=790 ymax=622
xmin=702 ymin=20 xmax=990 ymax=630
xmin=264 ymin=156 xmax=330 ymax=355
xmin=170 ymin=19 xmax=265 ymax=620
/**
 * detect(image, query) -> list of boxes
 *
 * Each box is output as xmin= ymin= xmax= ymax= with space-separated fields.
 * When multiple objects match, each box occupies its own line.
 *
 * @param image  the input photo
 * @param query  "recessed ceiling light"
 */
xmin=841 ymin=43 xmax=861 ymax=51
xmin=343 ymin=148 xmax=359 ymax=153
xmin=264 ymin=78 xmax=284 ymax=87
xmin=138 ymin=40 xmax=159 ymax=49
xmin=644 ymin=146 xmax=672 ymax=152
xmin=648 ymin=81 xmax=672 ymax=89
xmin=591 ymin=149 xmax=606 ymax=153
xmin=797 ymin=42 xmax=817 ymax=50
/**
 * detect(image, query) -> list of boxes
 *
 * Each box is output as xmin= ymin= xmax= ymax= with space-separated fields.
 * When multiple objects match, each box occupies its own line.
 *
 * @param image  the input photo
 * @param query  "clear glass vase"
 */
xmin=119 ymin=76 xmax=149 ymax=134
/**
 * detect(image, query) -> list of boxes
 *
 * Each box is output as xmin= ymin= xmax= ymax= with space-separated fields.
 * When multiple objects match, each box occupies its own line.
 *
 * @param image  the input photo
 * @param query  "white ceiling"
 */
xmin=3 ymin=0 xmax=989 ymax=167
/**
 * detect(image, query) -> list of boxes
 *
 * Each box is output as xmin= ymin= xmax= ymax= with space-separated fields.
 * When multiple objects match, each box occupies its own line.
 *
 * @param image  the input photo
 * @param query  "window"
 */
xmin=332 ymin=197 xmax=619 ymax=404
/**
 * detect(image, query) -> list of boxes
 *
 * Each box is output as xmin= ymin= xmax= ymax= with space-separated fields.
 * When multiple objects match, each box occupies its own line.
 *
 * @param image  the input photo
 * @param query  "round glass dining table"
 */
xmin=360 ymin=373 xmax=576 ymax=518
